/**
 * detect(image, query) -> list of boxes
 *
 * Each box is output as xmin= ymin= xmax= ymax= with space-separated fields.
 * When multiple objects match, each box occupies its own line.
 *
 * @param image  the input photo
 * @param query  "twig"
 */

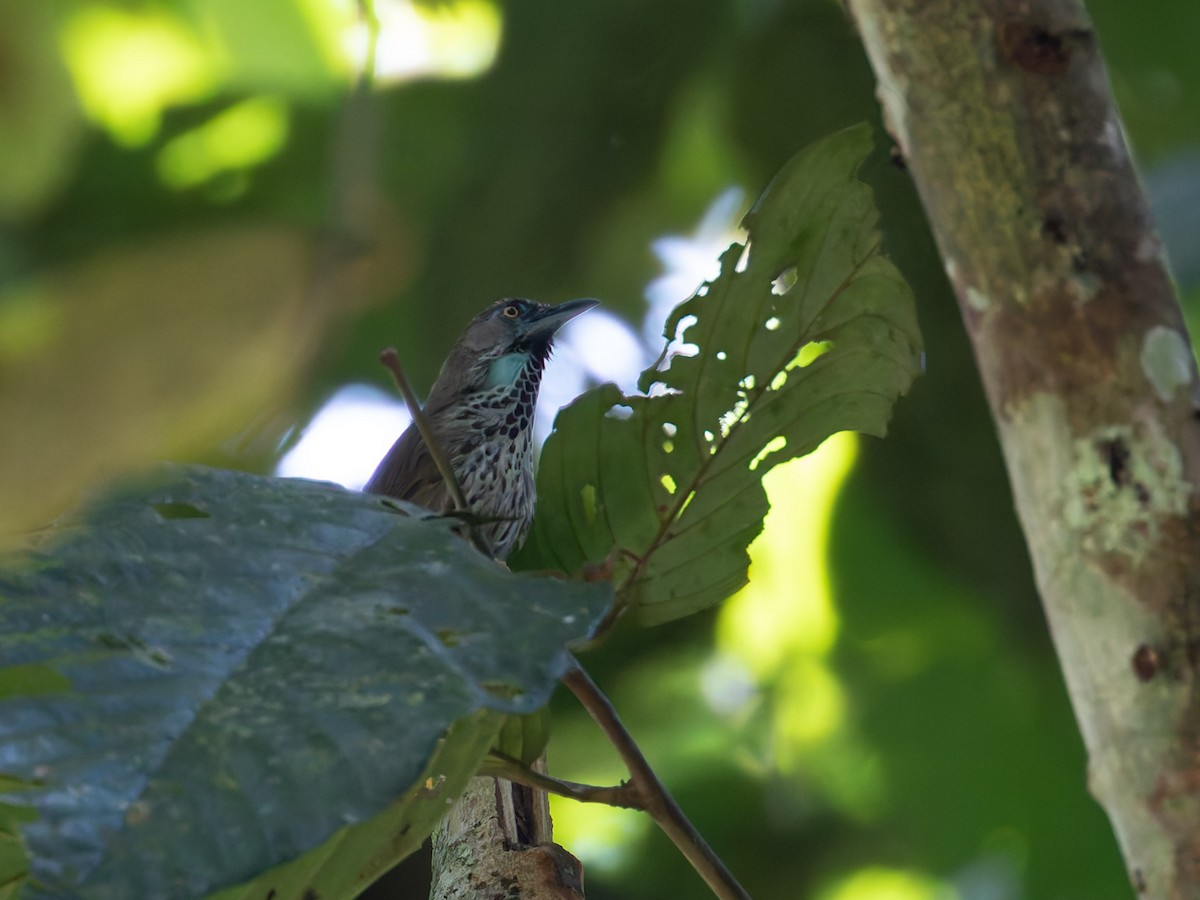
xmin=356 ymin=0 xmax=381 ymax=89
xmin=378 ymin=348 xmax=469 ymax=513
xmin=480 ymin=753 xmax=645 ymax=809
xmin=562 ymin=658 xmax=752 ymax=900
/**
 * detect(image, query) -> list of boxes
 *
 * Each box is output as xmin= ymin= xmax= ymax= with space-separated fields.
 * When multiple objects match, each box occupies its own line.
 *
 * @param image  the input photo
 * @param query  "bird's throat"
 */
xmin=485 ymin=352 xmax=528 ymax=389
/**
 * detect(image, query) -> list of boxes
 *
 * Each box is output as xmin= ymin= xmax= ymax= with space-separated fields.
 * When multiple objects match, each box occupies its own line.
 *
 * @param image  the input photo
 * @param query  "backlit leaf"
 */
xmin=515 ymin=124 xmax=922 ymax=625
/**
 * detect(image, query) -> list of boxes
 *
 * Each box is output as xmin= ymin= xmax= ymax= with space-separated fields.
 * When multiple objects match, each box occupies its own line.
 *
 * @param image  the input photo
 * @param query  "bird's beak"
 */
xmin=522 ymin=298 xmax=599 ymax=339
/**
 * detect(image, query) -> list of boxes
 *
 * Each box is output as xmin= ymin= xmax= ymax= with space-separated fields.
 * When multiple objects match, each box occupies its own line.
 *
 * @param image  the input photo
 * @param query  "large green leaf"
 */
xmin=514 ymin=124 xmax=922 ymax=625
xmin=0 ymin=466 xmax=611 ymax=899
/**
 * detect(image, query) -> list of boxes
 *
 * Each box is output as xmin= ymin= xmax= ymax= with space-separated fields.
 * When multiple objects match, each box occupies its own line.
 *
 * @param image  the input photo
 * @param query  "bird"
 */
xmin=365 ymin=297 xmax=598 ymax=561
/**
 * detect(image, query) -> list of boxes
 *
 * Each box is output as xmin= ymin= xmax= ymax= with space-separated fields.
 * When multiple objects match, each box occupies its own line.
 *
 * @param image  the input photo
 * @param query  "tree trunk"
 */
xmin=428 ymin=772 xmax=584 ymax=900
xmin=847 ymin=0 xmax=1200 ymax=896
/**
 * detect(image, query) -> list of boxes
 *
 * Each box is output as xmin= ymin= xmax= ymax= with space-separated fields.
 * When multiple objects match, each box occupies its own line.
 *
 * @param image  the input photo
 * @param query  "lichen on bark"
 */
xmin=849 ymin=0 xmax=1200 ymax=895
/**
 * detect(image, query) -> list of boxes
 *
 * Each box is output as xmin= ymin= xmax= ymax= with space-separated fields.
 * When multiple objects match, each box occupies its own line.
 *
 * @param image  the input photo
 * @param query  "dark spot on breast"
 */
xmin=508 ymin=425 xmax=520 ymax=439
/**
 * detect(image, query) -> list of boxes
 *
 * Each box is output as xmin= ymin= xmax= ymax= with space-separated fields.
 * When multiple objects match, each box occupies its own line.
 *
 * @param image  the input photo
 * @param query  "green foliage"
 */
xmin=4 ymin=1 xmax=1181 ymax=897
xmin=0 ymin=230 xmax=341 ymax=544
xmin=205 ymin=713 xmax=499 ymax=900
xmin=0 ymin=467 xmax=610 ymax=899
xmin=0 ymin=5 xmax=82 ymax=219
xmin=516 ymin=125 xmax=922 ymax=625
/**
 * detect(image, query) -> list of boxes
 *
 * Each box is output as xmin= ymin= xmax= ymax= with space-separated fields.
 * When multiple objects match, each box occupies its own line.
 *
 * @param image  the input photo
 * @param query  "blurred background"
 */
xmin=3 ymin=1 xmax=1198 ymax=898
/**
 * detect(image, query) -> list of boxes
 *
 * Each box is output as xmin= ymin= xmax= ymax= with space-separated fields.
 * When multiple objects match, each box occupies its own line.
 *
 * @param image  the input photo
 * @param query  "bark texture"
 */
xmin=428 ymin=775 xmax=582 ymax=900
xmin=847 ymin=0 xmax=1200 ymax=896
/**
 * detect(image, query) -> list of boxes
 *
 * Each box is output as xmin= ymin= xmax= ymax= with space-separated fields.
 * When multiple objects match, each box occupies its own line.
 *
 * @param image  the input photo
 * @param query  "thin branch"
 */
xmin=562 ymin=658 xmax=752 ymax=900
xmin=480 ymin=753 xmax=645 ymax=809
xmin=355 ymin=0 xmax=380 ymax=90
xmin=378 ymin=348 xmax=469 ymax=513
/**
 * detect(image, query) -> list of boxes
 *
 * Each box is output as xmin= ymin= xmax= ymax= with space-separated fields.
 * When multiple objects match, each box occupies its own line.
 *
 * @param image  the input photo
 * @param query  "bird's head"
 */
xmin=461 ymin=297 xmax=598 ymax=388
xmin=428 ymin=297 xmax=598 ymax=407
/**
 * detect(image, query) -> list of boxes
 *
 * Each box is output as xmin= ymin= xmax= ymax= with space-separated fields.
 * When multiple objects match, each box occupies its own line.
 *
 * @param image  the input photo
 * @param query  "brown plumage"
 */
xmin=365 ymin=297 xmax=597 ymax=560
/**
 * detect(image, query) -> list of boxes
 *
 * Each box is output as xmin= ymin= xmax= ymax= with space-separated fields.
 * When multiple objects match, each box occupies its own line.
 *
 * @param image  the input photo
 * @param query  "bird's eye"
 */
xmin=501 ymin=304 xmax=521 ymax=319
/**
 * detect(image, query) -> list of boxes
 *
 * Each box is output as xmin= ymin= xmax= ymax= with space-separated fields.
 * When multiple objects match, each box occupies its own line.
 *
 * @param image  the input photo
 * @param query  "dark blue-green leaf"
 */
xmin=0 ymin=466 xmax=611 ymax=899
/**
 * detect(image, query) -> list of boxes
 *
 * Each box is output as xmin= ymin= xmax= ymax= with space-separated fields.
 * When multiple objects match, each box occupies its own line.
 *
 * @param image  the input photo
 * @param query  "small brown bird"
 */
xmin=365 ymin=297 xmax=597 ymax=560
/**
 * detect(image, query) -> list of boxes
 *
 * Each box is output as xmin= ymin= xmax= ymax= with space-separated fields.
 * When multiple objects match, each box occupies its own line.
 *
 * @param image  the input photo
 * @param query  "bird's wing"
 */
xmin=363 ymin=424 xmax=452 ymax=512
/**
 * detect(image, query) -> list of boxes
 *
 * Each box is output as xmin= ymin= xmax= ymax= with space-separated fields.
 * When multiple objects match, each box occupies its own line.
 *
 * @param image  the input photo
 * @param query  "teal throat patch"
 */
xmin=486 ymin=353 xmax=527 ymax=389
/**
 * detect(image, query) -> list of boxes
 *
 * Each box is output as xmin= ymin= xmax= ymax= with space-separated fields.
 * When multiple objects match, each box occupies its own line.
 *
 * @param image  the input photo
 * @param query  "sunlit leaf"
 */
xmin=178 ymin=0 xmax=351 ymax=97
xmin=0 ymin=466 xmax=611 ymax=899
xmin=515 ymin=124 xmax=922 ymax=625
xmin=0 ymin=5 xmax=84 ymax=217
xmin=0 ymin=228 xmax=336 ymax=545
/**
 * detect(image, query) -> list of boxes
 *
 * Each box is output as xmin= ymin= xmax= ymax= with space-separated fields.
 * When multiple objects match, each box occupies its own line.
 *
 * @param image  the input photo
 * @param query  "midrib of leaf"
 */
xmin=616 ymin=238 xmax=879 ymax=598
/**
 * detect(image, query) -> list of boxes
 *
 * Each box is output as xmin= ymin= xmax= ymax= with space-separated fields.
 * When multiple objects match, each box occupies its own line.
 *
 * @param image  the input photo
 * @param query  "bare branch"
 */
xmin=562 ymin=659 xmax=751 ymax=900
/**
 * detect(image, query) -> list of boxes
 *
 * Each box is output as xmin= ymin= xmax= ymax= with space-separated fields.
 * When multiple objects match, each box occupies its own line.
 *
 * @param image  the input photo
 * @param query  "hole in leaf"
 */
xmin=738 ymin=374 xmax=756 ymax=391
xmin=765 ymin=316 xmax=781 ymax=331
xmin=750 ymin=435 xmax=788 ymax=471
xmin=772 ymin=268 xmax=797 ymax=296
xmin=662 ymin=423 xmax=678 ymax=438
xmin=604 ymin=404 xmax=634 ymax=420
xmin=580 ymin=484 xmax=598 ymax=525
xmin=735 ymin=242 xmax=751 ymax=272
xmin=663 ymin=440 xmax=675 ymax=454
xmin=769 ymin=371 xmax=788 ymax=391
xmin=719 ymin=401 xmax=750 ymax=438
xmin=716 ymin=350 xmax=727 ymax=361
xmin=648 ymin=382 xmax=682 ymax=398
xmin=660 ymin=474 xmax=677 ymax=495
xmin=790 ymin=341 xmax=834 ymax=369
xmin=669 ymin=314 xmax=699 ymax=359
xmin=152 ymin=503 xmax=209 ymax=520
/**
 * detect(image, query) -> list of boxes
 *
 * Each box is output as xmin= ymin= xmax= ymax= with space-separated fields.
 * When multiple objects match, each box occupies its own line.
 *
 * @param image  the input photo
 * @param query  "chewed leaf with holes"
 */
xmin=514 ymin=124 xmax=921 ymax=624
xmin=0 ymin=466 xmax=611 ymax=899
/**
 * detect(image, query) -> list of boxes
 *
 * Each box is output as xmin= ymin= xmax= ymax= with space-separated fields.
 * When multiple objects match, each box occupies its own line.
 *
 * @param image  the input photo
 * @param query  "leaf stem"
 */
xmin=562 ymin=659 xmax=752 ymax=900
xmin=481 ymin=753 xmax=644 ymax=809
xmin=378 ymin=348 xmax=469 ymax=514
